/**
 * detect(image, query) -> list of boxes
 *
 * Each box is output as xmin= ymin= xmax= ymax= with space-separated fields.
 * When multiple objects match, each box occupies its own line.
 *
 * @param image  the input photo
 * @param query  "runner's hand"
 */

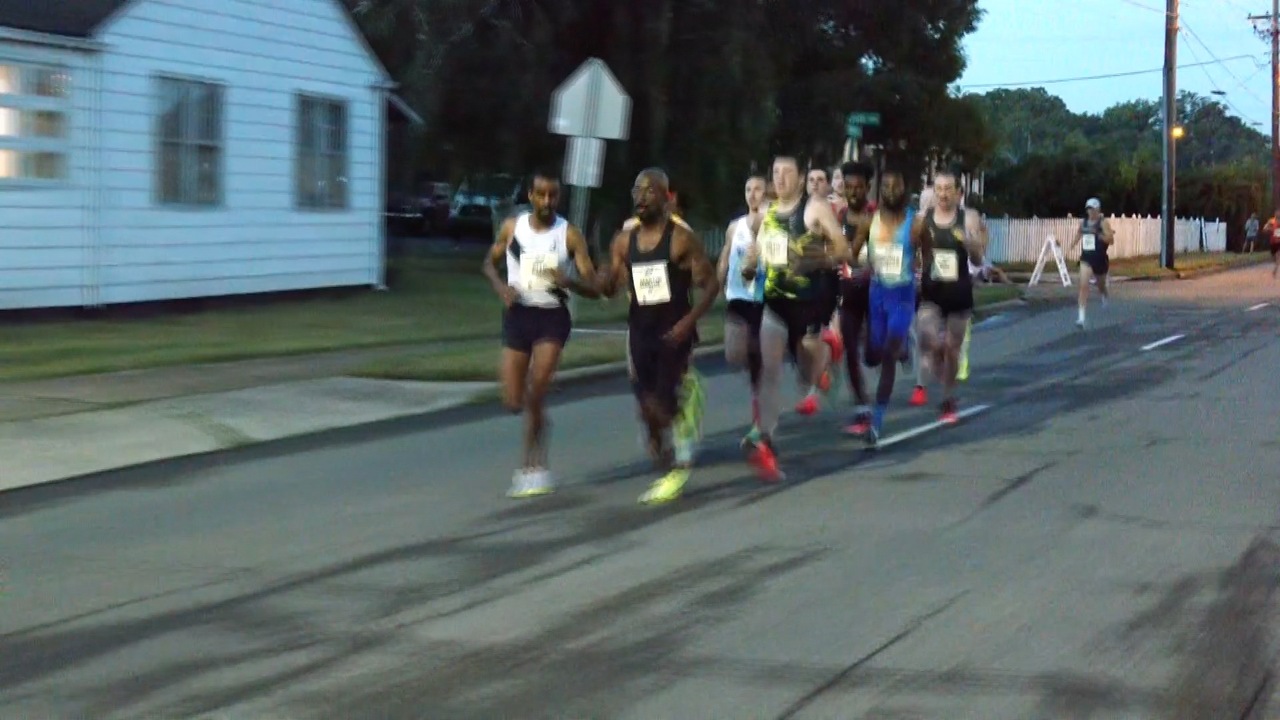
xmin=499 ymin=285 xmax=519 ymax=308
xmin=664 ymin=318 xmax=695 ymax=346
xmin=542 ymin=267 xmax=571 ymax=288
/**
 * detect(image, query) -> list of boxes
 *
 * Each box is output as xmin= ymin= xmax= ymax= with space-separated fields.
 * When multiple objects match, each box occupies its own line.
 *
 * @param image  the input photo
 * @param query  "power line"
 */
xmin=1181 ymin=20 xmax=1270 ymax=108
xmin=958 ymin=55 xmax=1260 ymax=89
xmin=1178 ymin=25 xmax=1266 ymax=124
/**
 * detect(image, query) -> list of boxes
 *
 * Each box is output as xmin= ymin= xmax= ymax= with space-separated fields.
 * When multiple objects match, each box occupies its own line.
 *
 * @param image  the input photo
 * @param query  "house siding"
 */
xmin=92 ymin=0 xmax=385 ymax=305
xmin=0 ymin=43 xmax=98 ymax=309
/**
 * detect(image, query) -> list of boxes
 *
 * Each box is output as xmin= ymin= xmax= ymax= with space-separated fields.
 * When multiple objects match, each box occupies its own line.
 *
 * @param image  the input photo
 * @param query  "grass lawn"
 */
xmin=352 ymin=286 xmax=1025 ymax=382
xmin=0 ymin=253 xmax=632 ymax=382
xmin=1001 ymin=251 xmax=1270 ymax=279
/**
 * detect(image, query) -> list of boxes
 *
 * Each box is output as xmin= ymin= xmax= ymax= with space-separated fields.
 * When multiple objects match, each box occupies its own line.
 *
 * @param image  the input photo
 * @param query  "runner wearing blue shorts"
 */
xmin=848 ymin=168 xmax=919 ymax=446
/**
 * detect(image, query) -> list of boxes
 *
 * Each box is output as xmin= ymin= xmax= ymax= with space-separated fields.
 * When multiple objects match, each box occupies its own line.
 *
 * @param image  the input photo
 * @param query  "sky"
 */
xmin=957 ymin=0 xmax=1273 ymax=129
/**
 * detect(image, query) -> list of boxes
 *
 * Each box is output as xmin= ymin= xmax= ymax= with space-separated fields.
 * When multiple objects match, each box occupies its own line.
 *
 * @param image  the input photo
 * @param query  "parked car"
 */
xmin=448 ymin=174 xmax=523 ymax=239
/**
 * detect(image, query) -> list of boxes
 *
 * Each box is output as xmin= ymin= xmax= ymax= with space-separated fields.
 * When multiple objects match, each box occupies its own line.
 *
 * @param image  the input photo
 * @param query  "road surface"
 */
xmin=4 ymin=267 xmax=1280 ymax=719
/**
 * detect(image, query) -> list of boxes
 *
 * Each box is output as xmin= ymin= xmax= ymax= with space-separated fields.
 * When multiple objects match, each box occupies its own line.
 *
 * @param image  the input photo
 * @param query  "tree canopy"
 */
xmin=349 ymin=0 xmax=987 ymax=226
xmin=971 ymin=87 xmax=1270 ymax=230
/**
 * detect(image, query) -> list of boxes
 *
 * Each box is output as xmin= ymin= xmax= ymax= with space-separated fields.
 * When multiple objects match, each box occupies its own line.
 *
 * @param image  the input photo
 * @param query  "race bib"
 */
xmin=874 ymin=246 xmax=903 ymax=280
xmin=520 ymin=251 xmax=558 ymax=292
xmin=632 ymin=261 xmax=672 ymax=305
xmin=735 ymin=247 xmax=757 ymax=296
xmin=933 ymin=249 xmax=959 ymax=282
xmin=1082 ymin=234 xmax=1096 ymax=251
xmin=760 ymin=228 xmax=789 ymax=267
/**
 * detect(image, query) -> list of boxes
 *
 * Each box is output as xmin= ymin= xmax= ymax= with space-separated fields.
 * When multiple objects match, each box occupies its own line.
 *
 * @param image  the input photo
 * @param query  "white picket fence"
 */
xmin=699 ymin=215 xmax=1228 ymax=264
xmin=985 ymin=215 xmax=1227 ymax=264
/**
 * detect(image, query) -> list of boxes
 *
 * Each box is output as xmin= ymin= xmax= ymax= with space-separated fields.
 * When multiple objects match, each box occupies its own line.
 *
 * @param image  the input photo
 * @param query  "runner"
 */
xmin=1267 ymin=212 xmax=1280 ymax=278
xmin=794 ymin=164 xmax=844 ymax=416
xmin=482 ymin=169 xmax=601 ymax=498
xmin=743 ymin=154 xmax=848 ymax=476
xmin=849 ymin=167 xmax=918 ymax=446
xmin=915 ymin=169 xmax=984 ymax=422
xmin=718 ymin=174 xmax=767 ymax=447
xmin=599 ymin=168 xmax=719 ymax=504
xmin=1068 ymin=197 xmax=1114 ymax=328
xmin=836 ymin=160 xmax=876 ymax=435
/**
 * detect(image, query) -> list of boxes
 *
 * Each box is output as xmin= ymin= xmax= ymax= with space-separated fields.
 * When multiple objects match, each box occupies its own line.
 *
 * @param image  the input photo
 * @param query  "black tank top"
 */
xmin=921 ymin=209 xmax=973 ymax=311
xmin=627 ymin=219 xmax=693 ymax=331
xmin=1080 ymin=218 xmax=1107 ymax=261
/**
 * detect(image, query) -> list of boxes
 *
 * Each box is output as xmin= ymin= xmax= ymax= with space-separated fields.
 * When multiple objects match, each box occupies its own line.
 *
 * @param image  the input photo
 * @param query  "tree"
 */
xmin=349 ymin=0 xmax=991 ymax=227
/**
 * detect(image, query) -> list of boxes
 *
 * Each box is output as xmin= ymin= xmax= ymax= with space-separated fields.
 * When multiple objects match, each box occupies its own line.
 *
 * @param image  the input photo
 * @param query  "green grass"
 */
xmin=350 ymin=286 xmax=1022 ymax=382
xmin=0 ymin=253 xmax=631 ymax=382
xmin=354 ymin=320 xmax=728 ymax=383
xmin=1001 ymin=251 xmax=1269 ymax=279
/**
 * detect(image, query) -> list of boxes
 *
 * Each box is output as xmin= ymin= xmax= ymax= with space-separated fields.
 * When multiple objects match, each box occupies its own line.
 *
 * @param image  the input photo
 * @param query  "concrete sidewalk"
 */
xmin=0 ymin=341 xmax=723 ymax=495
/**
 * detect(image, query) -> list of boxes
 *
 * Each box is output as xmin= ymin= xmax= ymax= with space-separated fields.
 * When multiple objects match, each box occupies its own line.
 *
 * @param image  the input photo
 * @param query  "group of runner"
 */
xmin=484 ymin=155 xmax=1088 ymax=504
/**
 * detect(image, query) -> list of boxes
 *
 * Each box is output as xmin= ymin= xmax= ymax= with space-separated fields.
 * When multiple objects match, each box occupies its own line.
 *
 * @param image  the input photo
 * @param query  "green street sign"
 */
xmin=846 ymin=124 xmax=863 ymax=139
xmin=848 ymin=111 xmax=880 ymax=126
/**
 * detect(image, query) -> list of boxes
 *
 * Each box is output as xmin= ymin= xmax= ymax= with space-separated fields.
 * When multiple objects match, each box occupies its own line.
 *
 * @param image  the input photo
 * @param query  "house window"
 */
xmin=157 ymin=77 xmax=222 ymax=206
xmin=296 ymin=95 xmax=348 ymax=209
xmin=0 ymin=64 xmax=71 ymax=183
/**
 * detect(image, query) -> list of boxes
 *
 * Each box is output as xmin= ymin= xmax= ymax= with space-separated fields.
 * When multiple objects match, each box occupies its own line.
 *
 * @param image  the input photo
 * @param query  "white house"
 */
xmin=0 ymin=0 xmax=416 ymax=309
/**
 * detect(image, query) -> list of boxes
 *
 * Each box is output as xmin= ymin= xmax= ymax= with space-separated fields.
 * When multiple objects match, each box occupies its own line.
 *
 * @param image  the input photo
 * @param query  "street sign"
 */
xmin=564 ymin=136 xmax=605 ymax=188
xmin=549 ymin=58 xmax=632 ymax=140
xmin=848 ymin=111 xmax=881 ymax=126
xmin=846 ymin=125 xmax=862 ymax=140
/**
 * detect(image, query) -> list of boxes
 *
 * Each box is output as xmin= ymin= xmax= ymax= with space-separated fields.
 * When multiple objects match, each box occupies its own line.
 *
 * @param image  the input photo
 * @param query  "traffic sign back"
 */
xmin=550 ymin=58 xmax=632 ymax=140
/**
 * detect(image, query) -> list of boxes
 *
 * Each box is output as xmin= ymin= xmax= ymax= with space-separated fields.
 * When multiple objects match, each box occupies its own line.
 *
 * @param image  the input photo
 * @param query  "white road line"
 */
xmin=874 ymin=404 xmax=992 ymax=449
xmin=1246 ymin=302 xmax=1270 ymax=312
xmin=572 ymin=328 xmax=627 ymax=335
xmin=1140 ymin=334 xmax=1185 ymax=351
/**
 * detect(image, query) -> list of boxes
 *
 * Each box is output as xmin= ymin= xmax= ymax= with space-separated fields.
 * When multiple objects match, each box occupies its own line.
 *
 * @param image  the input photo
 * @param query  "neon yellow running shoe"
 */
xmin=639 ymin=468 xmax=689 ymax=505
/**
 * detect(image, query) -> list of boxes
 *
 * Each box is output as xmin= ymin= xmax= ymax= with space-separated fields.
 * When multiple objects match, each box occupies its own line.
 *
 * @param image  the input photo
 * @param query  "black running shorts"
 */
xmin=502 ymin=303 xmax=572 ymax=354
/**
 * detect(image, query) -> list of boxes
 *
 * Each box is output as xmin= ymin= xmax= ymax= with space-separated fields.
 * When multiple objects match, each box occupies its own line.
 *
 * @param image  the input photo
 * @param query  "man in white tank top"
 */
xmin=482 ymin=169 xmax=601 ymax=499
xmin=716 ymin=174 xmax=767 ymax=449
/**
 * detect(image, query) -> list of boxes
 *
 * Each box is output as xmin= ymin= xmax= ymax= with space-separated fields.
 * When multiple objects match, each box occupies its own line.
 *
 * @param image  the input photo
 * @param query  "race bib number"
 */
xmin=760 ymin=228 xmax=789 ymax=267
xmin=520 ymin=251 xmax=558 ymax=292
xmin=874 ymin=247 xmax=903 ymax=280
xmin=1082 ymin=234 xmax=1096 ymax=251
xmin=933 ymin=249 xmax=959 ymax=282
xmin=632 ymin=261 xmax=672 ymax=305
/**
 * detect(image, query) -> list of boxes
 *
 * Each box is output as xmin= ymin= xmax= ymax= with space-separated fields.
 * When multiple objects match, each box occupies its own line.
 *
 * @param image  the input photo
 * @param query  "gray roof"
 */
xmin=0 ymin=0 xmax=130 ymax=37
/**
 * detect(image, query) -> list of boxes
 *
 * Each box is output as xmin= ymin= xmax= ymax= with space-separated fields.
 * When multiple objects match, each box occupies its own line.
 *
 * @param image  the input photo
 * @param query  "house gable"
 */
xmin=0 ymin=0 xmax=389 ymax=84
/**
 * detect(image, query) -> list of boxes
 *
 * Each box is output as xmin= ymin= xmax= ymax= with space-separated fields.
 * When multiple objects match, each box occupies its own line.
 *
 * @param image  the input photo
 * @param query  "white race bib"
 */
xmin=520 ymin=251 xmax=559 ymax=292
xmin=632 ymin=261 xmax=672 ymax=305
xmin=1082 ymin=233 xmax=1096 ymax=252
xmin=874 ymin=245 xmax=903 ymax=280
xmin=760 ymin=228 xmax=789 ymax=267
xmin=933 ymin=249 xmax=959 ymax=282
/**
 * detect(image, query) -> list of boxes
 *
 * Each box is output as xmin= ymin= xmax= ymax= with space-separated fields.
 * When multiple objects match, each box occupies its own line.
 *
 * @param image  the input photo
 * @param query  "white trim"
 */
xmin=387 ymin=93 xmax=423 ymax=126
xmin=0 ymin=26 xmax=105 ymax=51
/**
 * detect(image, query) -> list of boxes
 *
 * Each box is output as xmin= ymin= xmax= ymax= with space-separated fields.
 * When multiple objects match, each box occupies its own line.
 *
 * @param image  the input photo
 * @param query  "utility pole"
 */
xmin=1161 ymin=0 xmax=1179 ymax=270
xmin=1250 ymin=3 xmax=1280 ymax=217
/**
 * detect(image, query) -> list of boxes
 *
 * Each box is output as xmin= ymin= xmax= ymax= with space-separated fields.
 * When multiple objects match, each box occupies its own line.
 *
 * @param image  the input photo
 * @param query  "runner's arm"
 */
xmin=596 ymin=231 xmax=630 ymax=299
xmin=673 ymin=226 xmax=721 ymax=328
xmin=850 ymin=220 xmax=870 ymax=267
xmin=914 ymin=215 xmax=933 ymax=271
xmin=963 ymin=208 xmax=987 ymax=265
xmin=1100 ymin=218 xmax=1116 ymax=246
xmin=563 ymin=225 xmax=602 ymax=298
xmin=810 ymin=200 xmax=849 ymax=264
xmin=482 ymin=218 xmax=518 ymax=300
xmin=716 ymin=221 xmax=735 ymax=286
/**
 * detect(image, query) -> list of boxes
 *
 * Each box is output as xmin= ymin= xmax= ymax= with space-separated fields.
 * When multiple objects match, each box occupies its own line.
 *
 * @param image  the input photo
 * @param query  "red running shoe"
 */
xmin=909 ymin=385 xmax=927 ymax=407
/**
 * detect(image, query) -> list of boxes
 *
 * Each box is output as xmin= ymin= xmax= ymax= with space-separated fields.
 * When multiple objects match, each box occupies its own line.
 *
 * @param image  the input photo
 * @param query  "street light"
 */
xmin=1172 ymin=125 xmax=1186 ymax=139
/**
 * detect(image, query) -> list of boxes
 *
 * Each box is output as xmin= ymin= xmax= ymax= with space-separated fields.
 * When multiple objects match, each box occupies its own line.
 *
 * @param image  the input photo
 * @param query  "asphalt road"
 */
xmin=5 ymin=266 xmax=1280 ymax=719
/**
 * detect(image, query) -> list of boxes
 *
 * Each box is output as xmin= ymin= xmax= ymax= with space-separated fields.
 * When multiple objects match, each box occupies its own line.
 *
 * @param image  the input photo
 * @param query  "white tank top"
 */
xmin=725 ymin=216 xmax=764 ymax=302
xmin=506 ymin=213 xmax=571 ymax=308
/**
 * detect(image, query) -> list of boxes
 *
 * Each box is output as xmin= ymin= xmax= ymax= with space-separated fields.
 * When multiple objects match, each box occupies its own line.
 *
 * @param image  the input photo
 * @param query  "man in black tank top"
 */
xmin=915 ymin=170 xmax=984 ymax=422
xmin=1068 ymin=197 xmax=1114 ymax=328
xmin=599 ymin=168 xmax=720 ymax=505
xmin=836 ymin=160 xmax=876 ymax=433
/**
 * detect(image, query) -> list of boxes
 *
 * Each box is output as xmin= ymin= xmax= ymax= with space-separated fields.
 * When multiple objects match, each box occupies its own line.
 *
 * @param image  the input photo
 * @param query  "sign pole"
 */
xmin=549 ymin=58 xmax=632 ymax=323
